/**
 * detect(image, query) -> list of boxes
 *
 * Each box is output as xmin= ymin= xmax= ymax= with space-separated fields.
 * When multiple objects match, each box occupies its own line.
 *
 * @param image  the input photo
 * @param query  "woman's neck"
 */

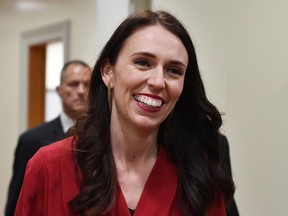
xmin=111 ymin=128 xmax=158 ymax=168
xmin=110 ymin=114 xmax=159 ymax=167
xmin=111 ymin=124 xmax=158 ymax=210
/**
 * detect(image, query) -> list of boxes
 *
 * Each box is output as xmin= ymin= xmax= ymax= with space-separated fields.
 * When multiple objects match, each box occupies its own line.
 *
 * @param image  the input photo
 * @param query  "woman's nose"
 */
xmin=147 ymin=67 xmax=165 ymax=91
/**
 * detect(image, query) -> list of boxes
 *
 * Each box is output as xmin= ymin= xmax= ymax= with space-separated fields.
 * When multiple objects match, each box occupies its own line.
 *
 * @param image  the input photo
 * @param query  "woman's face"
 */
xmin=106 ymin=25 xmax=188 ymax=130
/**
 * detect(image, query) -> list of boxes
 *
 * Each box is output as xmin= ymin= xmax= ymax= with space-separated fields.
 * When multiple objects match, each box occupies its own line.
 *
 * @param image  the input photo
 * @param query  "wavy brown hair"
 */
xmin=69 ymin=10 xmax=235 ymax=216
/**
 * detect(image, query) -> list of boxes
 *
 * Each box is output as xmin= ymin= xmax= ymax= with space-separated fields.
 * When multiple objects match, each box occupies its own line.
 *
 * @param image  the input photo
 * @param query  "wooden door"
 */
xmin=28 ymin=44 xmax=46 ymax=129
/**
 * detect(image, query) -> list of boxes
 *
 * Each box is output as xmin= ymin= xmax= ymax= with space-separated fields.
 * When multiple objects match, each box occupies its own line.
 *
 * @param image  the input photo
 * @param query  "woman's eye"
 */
xmin=168 ymin=67 xmax=183 ymax=75
xmin=134 ymin=59 xmax=150 ymax=67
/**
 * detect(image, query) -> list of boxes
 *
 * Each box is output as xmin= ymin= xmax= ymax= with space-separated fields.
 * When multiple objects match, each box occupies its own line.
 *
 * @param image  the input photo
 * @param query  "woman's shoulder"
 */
xmin=26 ymin=136 xmax=76 ymax=176
xmin=37 ymin=136 xmax=75 ymax=156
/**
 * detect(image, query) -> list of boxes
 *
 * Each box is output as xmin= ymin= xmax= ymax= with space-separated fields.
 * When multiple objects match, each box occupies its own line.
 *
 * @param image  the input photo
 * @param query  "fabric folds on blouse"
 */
xmin=15 ymin=137 xmax=226 ymax=216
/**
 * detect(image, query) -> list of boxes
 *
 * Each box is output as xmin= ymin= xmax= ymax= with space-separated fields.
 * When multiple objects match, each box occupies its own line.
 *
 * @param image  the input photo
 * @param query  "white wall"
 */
xmin=0 ymin=0 xmax=129 ymax=213
xmin=225 ymin=1 xmax=288 ymax=215
xmin=153 ymin=1 xmax=288 ymax=216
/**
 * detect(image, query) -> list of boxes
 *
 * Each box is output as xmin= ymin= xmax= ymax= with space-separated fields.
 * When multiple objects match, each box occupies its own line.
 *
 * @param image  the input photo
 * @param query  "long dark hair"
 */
xmin=69 ymin=10 xmax=234 ymax=216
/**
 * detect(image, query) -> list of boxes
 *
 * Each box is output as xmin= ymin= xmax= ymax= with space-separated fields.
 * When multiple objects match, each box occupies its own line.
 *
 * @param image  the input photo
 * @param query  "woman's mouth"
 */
xmin=133 ymin=95 xmax=163 ymax=108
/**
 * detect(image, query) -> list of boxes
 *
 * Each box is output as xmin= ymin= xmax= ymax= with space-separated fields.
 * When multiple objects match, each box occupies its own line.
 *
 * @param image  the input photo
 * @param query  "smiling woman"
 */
xmin=15 ymin=10 xmax=235 ymax=216
xmin=100 ymin=25 xmax=188 ymax=130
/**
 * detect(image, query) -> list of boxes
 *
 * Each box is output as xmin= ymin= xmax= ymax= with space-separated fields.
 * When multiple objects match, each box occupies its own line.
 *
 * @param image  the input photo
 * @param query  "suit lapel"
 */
xmin=53 ymin=117 xmax=65 ymax=137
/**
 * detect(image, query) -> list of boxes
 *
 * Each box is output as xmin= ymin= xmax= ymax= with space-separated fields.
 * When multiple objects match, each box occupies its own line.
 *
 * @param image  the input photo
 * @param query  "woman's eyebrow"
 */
xmin=169 ymin=60 xmax=187 ymax=68
xmin=131 ymin=52 xmax=156 ymax=58
xmin=131 ymin=52 xmax=187 ymax=67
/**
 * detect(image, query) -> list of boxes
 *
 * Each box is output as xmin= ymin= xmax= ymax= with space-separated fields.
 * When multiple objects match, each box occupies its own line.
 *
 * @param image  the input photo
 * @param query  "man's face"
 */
xmin=56 ymin=64 xmax=91 ymax=119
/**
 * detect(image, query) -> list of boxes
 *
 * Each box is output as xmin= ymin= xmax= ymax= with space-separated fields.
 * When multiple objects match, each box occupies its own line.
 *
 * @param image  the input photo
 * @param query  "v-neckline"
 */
xmin=112 ymin=148 xmax=179 ymax=216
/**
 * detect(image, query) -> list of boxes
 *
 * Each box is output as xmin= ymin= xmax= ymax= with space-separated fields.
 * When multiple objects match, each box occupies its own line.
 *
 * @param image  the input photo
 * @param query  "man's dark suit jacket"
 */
xmin=5 ymin=117 xmax=65 ymax=216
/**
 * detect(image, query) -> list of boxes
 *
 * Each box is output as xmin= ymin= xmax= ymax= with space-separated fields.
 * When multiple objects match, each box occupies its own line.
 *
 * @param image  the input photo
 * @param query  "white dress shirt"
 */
xmin=59 ymin=112 xmax=75 ymax=133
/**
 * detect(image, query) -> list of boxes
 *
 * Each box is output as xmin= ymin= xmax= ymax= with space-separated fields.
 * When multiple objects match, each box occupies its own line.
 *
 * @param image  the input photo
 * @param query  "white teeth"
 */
xmin=134 ymin=95 xmax=162 ymax=107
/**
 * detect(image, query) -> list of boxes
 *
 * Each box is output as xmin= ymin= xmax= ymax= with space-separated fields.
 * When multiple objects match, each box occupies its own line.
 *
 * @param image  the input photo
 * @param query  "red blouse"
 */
xmin=15 ymin=137 xmax=226 ymax=216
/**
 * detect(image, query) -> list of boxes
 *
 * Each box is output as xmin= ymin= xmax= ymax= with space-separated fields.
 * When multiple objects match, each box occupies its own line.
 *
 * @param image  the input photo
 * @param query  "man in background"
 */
xmin=5 ymin=60 xmax=92 ymax=216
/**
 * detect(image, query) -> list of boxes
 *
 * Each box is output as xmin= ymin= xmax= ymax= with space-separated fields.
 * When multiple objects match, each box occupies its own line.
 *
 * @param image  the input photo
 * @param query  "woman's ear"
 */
xmin=101 ymin=58 xmax=113 ymax=88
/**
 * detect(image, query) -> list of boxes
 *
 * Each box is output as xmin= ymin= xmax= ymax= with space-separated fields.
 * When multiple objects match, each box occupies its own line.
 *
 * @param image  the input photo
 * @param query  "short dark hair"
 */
xmin=60 ymin=60 xmax=90 ymax=83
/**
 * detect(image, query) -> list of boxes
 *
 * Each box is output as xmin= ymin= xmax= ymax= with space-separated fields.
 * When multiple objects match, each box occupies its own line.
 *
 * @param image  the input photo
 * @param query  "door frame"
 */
xmin=20 ymin=20 xmax=70 ymax=132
